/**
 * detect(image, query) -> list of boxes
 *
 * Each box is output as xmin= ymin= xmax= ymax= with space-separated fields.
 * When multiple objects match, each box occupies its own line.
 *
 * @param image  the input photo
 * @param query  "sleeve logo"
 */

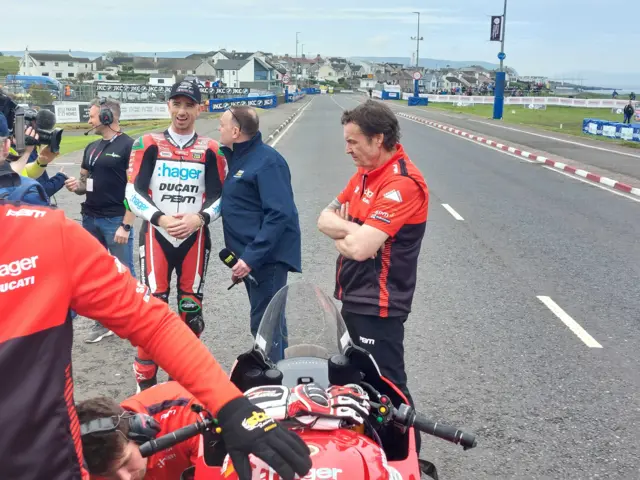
xmin=383 ymin=189 xmax=403 ymax=203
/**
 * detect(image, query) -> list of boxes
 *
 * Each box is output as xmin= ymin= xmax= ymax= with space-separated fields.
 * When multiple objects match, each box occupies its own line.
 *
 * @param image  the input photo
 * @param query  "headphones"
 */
xmin=98 ymin=97 xmax=114 ymax=126
xmin=80 ymin=411 xmax=161 ymax=445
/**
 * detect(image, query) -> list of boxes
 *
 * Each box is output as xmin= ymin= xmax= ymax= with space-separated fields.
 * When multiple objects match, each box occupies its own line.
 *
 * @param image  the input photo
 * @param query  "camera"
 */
xmin=0 ymin=91 xmax=64 ymax=154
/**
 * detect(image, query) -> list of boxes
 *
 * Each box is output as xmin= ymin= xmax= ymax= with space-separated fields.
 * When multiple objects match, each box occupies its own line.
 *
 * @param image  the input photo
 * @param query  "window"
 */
xmin=68 ymin=72 xmax=74 ymax=77
xmin=68 ymin=62 xmax=74 ymax=67
xmin=56 ymin=73 xmax=62 ymax=78
xmin=40 ymin=62 xmax=45 ymax=66
xmin=254 ymin=70 xmax=268 ymax=81
xmin=54 ymin=62 xmax=59 ymax=66
xmin=158 ymin=79 xmax=164 ymax=84
xmin=42 ymin=72 xmax=49 ymax=76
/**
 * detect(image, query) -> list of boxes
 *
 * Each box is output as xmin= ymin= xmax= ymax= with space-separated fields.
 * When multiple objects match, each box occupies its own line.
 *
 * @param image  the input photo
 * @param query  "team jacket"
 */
xmin=334 ymin=143 xmax=429 ymax=318
xmin=0 ymin=202 xmax=242 ymax=480
xmin=90 ymin=382 xmax=201 ymax=480
xmin=126 ymin=131 xmax=228 ymax=247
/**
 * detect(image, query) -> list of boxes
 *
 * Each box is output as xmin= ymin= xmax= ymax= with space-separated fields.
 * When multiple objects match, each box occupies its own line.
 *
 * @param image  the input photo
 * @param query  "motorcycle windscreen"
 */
xmin=254 ymin=281 xmax=352 ymax=363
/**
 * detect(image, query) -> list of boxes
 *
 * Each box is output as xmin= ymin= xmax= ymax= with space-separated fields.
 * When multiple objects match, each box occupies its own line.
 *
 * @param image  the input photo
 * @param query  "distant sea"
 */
xmin=583 ymin=89 xmax=640 ymax=96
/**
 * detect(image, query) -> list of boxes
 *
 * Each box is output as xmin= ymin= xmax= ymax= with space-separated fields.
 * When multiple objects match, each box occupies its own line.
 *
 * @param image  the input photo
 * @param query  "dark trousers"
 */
xmin=341 ymin=308 xmax=421 ymax=453
xmin=245 ymin=262 xmax=290 ymax=362
xmin=624 ymin=114 xmax=631 ymax=124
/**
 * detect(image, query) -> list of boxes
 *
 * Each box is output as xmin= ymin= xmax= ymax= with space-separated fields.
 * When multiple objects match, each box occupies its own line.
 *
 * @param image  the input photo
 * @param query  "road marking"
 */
xmin=330 ymin=95 xmax=346 ymax=110
xmin=537 ymin=296 xmax=602 ymax=348
xmin=270 ymin=99 xmax=313 ymax=147
xmin=542 ymin=166 xmax=640 ymax=203
xmin=442 ymin=203 xmax=464 ymax=220
xmin=398 ymin=115 xmax=640 ymax=205
xmin=467 ymin=119 xmax=640 ymax=160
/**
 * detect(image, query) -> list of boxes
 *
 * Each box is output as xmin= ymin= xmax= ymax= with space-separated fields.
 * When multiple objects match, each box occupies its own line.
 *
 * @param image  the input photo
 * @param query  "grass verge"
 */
xmin=58 ymin=122 xmax=169 ymax=156
xmin=412 ymin=102 xmax=640 ymax=149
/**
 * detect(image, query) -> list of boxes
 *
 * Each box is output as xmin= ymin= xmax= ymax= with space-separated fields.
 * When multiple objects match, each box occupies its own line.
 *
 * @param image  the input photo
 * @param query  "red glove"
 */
xmin=287 ymin=383 xmax=370 ymax=430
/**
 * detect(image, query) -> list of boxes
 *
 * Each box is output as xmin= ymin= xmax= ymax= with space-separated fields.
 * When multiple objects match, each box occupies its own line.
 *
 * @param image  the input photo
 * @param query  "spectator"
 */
xmin=64 ymin=98 xmax=137 ymax=343
xmin=217 ymin=106 xmax=301 ymax=361
xmin=0 ymin=113 xmax=49 ymax=206
xmin=623 ymin=101 xmax=634 ymax=124
xmin=317 ymin=99 xmax=429 ymax=452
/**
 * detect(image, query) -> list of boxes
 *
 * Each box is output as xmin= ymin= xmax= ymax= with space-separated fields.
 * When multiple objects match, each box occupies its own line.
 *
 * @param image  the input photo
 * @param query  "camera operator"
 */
xmin=8 ymin=108 xmax=65 ymax=197
xmin=0 ymin=113 xmax=49 ymax=205
xmin=64 ymin=97 xmax=137 ymax=343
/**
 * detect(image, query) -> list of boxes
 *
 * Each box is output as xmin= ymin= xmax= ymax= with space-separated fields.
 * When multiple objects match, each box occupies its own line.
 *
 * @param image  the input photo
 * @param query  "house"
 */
xmin=18 ymin=49 xmax=97 ymax=80
xmin=214 ymin=57 xmax=279 ymax=89
xmin=149 ymin=73 xmax=176 ymax=86
xmin=420 ymin=73 xmax=439 ymax=93
xmin=318 ymin=64 xmax=339 ymax=82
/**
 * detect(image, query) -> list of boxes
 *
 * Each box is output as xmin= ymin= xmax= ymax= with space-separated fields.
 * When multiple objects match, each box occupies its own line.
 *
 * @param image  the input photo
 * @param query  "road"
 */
xmin=63 ymin=94 xmax=639 ymax=479
xmin=386 ymin=101 xmax=640 ymax=183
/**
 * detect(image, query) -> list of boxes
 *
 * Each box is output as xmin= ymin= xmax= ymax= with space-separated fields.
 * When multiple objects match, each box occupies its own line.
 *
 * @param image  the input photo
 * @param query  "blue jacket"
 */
xmin=27 ymin=149 xmax=66 ymax=197
xmin=220 ymin=131 xmax=302 ymax=273
xmin=0 ymin=162 xmax=50 ymax=206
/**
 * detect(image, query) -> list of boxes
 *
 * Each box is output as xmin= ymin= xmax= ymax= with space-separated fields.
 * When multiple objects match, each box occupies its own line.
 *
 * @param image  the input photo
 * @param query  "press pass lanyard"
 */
xmin=88 ymin=134 xmax=120 ymax=172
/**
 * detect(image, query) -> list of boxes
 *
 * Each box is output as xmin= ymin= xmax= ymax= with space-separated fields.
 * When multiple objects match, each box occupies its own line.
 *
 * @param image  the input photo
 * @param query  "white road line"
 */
xmin=542 ymin=166 xmax=640 ymax=203
xmin=399 ymin=115 xmax=640 ymax=205
xmin=330 ymin=95 xmax=346 ymax=110
xmin=467 ymin=118 xmax=640 ymax=160
xmin=537 ymin=296 xmax=603 ymax=348
xmin=270 ymin=99 xmax=313 ymax=147
xmin=442 ymin=203 xmax=464 ymax=220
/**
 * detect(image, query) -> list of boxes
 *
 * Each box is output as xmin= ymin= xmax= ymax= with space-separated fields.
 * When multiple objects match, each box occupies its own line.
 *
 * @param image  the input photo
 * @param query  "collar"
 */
xmin=220 ymin=131 xmax=263 ymax=160
xmin=357 ymin=143 xmax=406 ymax=180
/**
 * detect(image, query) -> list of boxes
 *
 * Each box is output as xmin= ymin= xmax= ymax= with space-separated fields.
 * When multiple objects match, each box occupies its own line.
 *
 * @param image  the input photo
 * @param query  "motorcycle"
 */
xmin=138 ymin=281 xmax=477 ymax=479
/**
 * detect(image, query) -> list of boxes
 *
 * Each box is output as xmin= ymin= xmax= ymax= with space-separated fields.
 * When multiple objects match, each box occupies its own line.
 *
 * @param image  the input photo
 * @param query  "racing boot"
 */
xmin=134 ymin=356 xmax=158 ymax=393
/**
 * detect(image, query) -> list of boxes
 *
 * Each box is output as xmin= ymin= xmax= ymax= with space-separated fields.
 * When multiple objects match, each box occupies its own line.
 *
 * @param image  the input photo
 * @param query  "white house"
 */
xmin=318 ymin=64 xmax=339 ymax=82
xmin=360 ymin=78 xmax=376 ymax=89
xmin=18 ymin=49 xmax=97 ymax=79
xmin=149 ymin=73 xmax=176 ymax=86
xmin=214 ymin=58 xmax=278 ymax=89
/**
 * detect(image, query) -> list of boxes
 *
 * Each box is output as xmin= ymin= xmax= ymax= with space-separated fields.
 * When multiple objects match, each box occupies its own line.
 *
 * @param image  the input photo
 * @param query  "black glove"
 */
xmin=217 ymin=395 xmax=312 ymax=480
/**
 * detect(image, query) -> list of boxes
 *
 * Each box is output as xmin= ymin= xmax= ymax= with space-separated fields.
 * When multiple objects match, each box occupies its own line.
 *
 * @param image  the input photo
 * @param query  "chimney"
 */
xmin=69 ymin=48 xmax=72 ymax=57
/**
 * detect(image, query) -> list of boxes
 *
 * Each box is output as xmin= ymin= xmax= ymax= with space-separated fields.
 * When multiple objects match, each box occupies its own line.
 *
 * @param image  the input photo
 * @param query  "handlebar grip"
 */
xmin=139 ymin=422 xmax=204 ymax=458
xmin=412 ymin=412 xmax=477 ymax=449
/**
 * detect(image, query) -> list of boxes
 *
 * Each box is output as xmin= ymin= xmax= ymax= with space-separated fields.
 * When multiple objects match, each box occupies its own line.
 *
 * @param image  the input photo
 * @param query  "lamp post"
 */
xmin=493 ymin=0 xmax=508 ymax=119
xmin=295 ymin=31 xmax=300 ymax=84
xmin=410 ymin=11 xmax=423 ymax=68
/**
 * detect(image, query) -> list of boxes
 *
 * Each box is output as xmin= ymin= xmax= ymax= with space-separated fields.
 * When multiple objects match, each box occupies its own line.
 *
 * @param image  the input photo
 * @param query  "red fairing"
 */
xmin=194 ymin=427 xmax=420 ymax=480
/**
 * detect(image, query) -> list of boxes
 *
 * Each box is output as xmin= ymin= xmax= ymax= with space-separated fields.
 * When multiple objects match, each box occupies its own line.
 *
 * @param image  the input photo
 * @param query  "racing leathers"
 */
xmin=125 ymin=129 xmax=227 ymax=390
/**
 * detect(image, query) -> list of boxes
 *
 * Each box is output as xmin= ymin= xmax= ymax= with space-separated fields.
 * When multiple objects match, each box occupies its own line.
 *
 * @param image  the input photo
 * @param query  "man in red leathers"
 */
xmin=125 ymin=80 xmax=228 ymax=392
xmin=0 ymin=201 xmax=311 ymax=480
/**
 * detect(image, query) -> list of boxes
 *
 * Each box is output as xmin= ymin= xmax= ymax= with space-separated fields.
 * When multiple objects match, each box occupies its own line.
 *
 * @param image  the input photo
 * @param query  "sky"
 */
xmin=4 ymin=0 xmax=639 ymax=87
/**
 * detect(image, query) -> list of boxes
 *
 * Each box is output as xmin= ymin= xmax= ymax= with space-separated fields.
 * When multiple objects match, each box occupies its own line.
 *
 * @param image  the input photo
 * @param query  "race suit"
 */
xmin=126 ymin=130 xmax=227 ymax=389
xmin=90 ymin=382 xmax=202 ymax=480
xmin=0 ymin=202 xmax=242 ymax=479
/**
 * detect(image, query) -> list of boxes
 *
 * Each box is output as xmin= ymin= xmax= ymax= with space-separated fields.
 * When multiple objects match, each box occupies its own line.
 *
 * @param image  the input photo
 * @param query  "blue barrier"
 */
xmin=286 ymin=92 xmax=306 ymax=103
xmin=408 ymin=96 xmax=428 ymax=106
xmin=209 ymin=95 xmax=278 ymax=112
xmin=302 ymin=87 xmax=320 ymax=94
xmin=381 ymin=91 xmax=400 ymax=100
xmin=582 ymin=118 xmax=640 ymax=142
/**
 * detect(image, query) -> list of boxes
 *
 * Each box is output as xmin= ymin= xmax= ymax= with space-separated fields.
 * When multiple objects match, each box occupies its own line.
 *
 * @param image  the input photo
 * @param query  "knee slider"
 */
xmin=179 ymin=296 xmax=204 ymax=336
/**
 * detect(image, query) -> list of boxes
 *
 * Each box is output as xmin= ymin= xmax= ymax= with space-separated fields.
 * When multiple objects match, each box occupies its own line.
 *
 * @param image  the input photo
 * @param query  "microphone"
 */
xmin=218 ymin=248 xmax=259 ymax=286
xmin=35 ymin=109 xmax=56 ymax=130
xmin=84 ymin=125 xmax=98 ymax=136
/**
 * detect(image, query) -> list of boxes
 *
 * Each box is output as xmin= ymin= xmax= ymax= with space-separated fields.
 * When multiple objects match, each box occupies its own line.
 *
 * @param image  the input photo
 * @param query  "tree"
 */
xmin=29 ymin=84 xmax=55 ymax=105
xmin=105 ymin=51 xmax=131 ymax=61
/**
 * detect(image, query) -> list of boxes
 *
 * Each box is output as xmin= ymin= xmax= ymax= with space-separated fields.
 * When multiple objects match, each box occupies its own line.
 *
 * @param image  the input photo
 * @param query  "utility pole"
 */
xmin=500 ymin=0 xmax=507 ymax=72
xmin=295 ymin=32 xmax=300 ymax=83
xmin=493 ymin=0 xmax=508 ymax=119
xmin=410 ymin=12 xmax=423 ymax=68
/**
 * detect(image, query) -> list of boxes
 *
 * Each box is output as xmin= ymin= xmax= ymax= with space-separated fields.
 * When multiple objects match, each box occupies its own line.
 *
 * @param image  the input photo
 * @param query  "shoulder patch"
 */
xmin=132 ymin=136 xmax=144 ymax=150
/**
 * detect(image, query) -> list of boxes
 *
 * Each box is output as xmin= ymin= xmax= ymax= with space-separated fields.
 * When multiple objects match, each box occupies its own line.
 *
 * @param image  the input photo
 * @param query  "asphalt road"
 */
xmin=385 ymin=101 xmax=640 ymax=182
xmin=64 ymin=94 xmax=639 ymax=479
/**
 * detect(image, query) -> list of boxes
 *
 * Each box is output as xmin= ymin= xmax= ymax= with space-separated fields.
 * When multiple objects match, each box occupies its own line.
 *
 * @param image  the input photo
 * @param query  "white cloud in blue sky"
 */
xmin=4 ymin=0 xmax=638 ymax=84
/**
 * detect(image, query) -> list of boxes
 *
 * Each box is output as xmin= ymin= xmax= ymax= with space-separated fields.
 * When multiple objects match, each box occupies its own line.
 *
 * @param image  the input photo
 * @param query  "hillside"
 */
xmin=350 ymin=56 xmax=504 ymax=72
xmin=0 ymin=55 xmax=20 ymax=76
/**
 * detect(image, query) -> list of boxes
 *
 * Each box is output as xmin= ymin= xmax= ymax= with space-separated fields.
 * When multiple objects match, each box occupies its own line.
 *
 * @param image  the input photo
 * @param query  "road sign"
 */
xmin=413 ymin=71 xmax=422 ymax=80
xmin=497 ymin=52 xmax=506 ymax=61
xmin=283 ymin=75 xmax=290 ymax=84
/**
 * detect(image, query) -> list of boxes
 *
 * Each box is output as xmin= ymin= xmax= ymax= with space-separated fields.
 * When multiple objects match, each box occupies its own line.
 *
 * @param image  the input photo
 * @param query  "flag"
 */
xmin=490 ymin=15 xmax=503 ymax=41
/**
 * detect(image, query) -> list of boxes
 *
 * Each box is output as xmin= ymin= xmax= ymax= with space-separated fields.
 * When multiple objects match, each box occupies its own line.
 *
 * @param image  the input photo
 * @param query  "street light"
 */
xmin=493 ymin=0 xmax=508 ymax=119
xmin=410 ymin=11 xmax=423 ymax=68
xmin=295 ymin=32 xmax=300 ymax=80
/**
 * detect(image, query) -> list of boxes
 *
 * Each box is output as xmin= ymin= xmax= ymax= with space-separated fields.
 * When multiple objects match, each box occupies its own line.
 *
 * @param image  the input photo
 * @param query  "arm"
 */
xmin=198 ymin=145 xmax=225 ymax=225
xmin=240 ymin=162 xmax=296 ymax=271
xmin=64 ymin=217 xmax=243 ymax=413
xmin=336 ymin=178 xmax=428 ymax=262
xmin=40 ymin=173 xmax=67 ymax=197
xmin=317 ymin=197 xmax=360 ymax=240
xmin=125 ymin=136 xmax=165 ymax=226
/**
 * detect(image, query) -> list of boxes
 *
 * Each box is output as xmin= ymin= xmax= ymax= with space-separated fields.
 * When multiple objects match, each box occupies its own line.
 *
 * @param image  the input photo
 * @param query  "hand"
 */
xmin=24 ymin=126 xmax=38 ymax=153
xmin=158 ymin=215 xmax=181 ymax=233
xmin=339 ymin=201 xmax=350 ymax=220
xmin=114 ymin=226 xmax=130 ymax=245
xmin=216 ymin=395 xmax=312 ymax=480
xmin=231 ymin=259 xmax=251 ymax=279
xmin=37 ymin=145 xmax=59 ymax=165
xmin=64 ymin=176 xmax=79 ymax=192
xmin=286 ymin=383 xmax=370 ymax=427
xmin=166 ymin=213 xmax=202 ymax=239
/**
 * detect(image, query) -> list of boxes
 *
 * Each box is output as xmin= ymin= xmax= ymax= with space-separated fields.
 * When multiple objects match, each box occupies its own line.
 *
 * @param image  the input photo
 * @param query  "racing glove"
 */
xmin=287 ymin=383 xmax=371 ymax=429
xmin=216 ymin=395 xmax=312 ymax=480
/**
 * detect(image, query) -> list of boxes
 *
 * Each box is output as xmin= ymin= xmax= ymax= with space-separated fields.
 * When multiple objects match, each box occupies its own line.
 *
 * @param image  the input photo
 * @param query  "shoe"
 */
xmin=85 ymin=322 xmax=114 ymax=343
xmin=136 ymin=377 xmax=158 ymax=394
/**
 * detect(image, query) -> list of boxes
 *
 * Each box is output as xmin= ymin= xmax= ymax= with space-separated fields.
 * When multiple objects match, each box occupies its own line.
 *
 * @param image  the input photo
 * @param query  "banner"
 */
xmin=54 ymin=102 xmax=170 ymax=123
xmin=54 ymin=104 xmax=81 ymax=123
xmin=208 ymin=95 xmax=277 ymax=112
xmin=96 ymin=83 xmax=249 ymax=96
xmin=490 ymin=16 xmax=503 ymax=41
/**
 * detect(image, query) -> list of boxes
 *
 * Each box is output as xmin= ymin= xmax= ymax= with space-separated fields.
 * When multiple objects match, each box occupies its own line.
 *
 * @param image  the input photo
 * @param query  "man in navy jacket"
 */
xmin=218 ymin=106 xmax=301 ymax=359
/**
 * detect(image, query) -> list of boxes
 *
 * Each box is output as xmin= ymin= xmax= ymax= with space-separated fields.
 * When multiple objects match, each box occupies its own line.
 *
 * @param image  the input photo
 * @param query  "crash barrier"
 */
xmin=582 ymin=118 xmax=640 ymax=142
xmin=52 ymin=102 xmax=171 ymax=123
xmin=399 ymin=92 xmax=640 ymax=109
xmin=286 ymin=92 xmax=306 ymax=103
xmin=302 ymin=88 xmax=321 ymax=94
xmin=339 ymin=89 xmax=354 ymax=93
xmin=208 ymin=95 xmax=278 ymax=112
xmin=408 ymin=96 xmax=429 ymax=106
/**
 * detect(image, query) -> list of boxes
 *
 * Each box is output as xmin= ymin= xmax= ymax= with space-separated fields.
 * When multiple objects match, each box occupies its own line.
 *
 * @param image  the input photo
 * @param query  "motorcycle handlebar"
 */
xmin=411 ymin=411 xmax=477 ymax=450
xmin=139 ymin=418 xmax=211 ymax=458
